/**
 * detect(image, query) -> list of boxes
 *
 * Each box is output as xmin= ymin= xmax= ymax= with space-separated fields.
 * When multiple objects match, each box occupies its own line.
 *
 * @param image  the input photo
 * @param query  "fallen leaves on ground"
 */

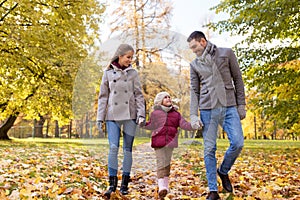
xmin=0 ymin=140 xmax=299 ymax=200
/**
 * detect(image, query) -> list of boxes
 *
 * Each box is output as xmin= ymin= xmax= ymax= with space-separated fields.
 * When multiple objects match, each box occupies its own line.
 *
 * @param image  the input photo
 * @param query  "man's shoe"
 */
xmin=217 ymin=169 xmax=233 ymax=192
xmin=206 ymin=191 xmax=220 ymax=200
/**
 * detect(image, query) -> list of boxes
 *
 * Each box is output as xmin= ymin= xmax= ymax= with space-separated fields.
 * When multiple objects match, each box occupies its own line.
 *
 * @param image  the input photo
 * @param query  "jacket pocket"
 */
xmin=225 ymin=85 xmax=235 ymax=90
xmin=201 ymin=89 xmax=209 ymax=95
xmin=151 ymin=134 xmax=166 ymax=148
xmin=217 ymin=57 xmax=229 ymax=67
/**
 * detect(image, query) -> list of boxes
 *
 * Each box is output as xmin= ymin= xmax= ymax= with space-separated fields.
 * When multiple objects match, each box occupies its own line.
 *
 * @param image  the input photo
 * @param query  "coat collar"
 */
xmin=153 ymin=105 xmax=176 ymax=112
xmin=110 ymin=63 xmax=133 ymax=72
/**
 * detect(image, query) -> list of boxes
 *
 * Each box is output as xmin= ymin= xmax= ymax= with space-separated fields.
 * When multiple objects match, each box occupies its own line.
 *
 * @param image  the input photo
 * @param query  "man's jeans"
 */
xmin=106 ymin=120 xmax=137 ymax=176
xmin=200 ymin=106 xmax=244 ymax=191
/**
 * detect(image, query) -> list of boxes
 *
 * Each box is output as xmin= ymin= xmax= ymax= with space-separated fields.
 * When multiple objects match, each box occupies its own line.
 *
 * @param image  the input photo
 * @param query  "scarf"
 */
xmin=196 ymin=41 xmax=216 ymax=66
xmin=161 ymin=105 xmax=172 ymax=113
xmin=112 ymin=61 xmax=128 ymax=70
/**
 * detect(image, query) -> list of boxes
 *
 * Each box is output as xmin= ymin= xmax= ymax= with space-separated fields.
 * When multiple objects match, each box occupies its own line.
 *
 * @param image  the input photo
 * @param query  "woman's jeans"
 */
xmin=106 ymin=120 xmax=137 ymax=176
xmin=200 ymin=106 xmax=244 ymax=191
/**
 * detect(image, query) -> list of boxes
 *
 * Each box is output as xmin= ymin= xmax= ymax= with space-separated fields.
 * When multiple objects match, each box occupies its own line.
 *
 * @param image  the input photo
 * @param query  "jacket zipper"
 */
xmin=165 ymin=111 xmax=168 ymax=147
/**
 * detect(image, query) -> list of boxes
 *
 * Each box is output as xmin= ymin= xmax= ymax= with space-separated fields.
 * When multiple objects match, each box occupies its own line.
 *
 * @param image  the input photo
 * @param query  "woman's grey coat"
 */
xmin=97 ymin=64 xmax=145 ymax=121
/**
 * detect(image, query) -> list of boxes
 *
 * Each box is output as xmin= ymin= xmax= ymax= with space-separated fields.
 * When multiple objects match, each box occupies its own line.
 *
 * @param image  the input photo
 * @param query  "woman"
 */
xmin=96 ymin=44 xmax=145 ymax=198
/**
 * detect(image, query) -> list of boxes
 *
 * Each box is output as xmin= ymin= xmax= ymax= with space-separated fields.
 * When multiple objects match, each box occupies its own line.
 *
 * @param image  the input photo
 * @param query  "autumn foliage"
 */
xmin=0 ymin=139 xmax=299 ymax=200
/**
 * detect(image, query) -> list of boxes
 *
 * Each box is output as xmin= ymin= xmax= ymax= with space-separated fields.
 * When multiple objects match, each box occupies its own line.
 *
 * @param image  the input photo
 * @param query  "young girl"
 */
xmin=142 ymin=91 xmax=196 ymax=199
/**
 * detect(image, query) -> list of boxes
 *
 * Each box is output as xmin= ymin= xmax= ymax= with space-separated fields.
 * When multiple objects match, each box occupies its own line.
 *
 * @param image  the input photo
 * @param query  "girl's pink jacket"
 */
xmin=144 ymin=105 xmax=193 ymax=148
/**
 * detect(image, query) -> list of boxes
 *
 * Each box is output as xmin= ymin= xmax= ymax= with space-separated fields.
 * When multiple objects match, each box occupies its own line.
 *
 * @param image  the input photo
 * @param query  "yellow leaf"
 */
xmin=34 ymin=176 xmax=42 ymax=184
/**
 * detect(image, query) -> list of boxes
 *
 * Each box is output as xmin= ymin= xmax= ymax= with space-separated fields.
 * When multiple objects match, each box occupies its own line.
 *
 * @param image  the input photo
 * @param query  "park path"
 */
xmin=131 ymin=142 xmax=157 ymax=176
xmin=126 ymin=141 xmax=207 ymax=200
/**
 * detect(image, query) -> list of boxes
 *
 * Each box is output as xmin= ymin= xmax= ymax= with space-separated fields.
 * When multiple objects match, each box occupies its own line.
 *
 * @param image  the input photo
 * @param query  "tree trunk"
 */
xmin=68 ymin=120 xmax=72 ymax=138
xmin=34 ymin=115 xmax=45 ymax=138
xmin=254 ymin=116 xmax=257 ymax=139
xmin=45 ymin=119 xmax=50 ymax=138
xmin=0 ymin=113 xmax=19 ymax=140
xmin=54 ymin=120 xmax=59 ymax=138
xmin=85 ymin=114 xmax=89 ymax=138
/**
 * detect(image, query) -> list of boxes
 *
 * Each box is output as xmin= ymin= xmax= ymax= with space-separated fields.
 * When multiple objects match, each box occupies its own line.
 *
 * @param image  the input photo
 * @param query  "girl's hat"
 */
xmin=154 ymin=92 xmax=170 ymax=105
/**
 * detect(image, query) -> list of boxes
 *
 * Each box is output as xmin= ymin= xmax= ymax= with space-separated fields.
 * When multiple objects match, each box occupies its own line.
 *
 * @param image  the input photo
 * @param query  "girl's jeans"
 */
xmin=106 ymin=120 xmax=137 ymax=176
xmin=200 ymin=106 xmax=244 ymax=191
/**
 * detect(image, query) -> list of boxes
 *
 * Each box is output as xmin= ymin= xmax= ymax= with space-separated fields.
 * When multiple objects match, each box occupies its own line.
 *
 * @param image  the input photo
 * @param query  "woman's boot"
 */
xmin=104 ymin=176 xmax=118 ymax=199
xmin=120 ymin=175 xmax=130 ymax=195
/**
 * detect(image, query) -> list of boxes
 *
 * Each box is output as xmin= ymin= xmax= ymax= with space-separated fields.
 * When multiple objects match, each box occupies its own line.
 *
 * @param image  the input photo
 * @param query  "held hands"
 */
xmin=191 ymin=115 xmax=203 ymax=130
xmin=96 ymin=120 xmax=104 ymax=134
xmin=237 ymin=105 xmax=246 ymax=120
xmin=137 ymin=116 xmax=145 ymax=127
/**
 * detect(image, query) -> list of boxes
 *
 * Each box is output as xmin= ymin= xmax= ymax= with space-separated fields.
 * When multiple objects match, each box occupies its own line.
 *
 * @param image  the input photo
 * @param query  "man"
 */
xmin=187 ymin=31 xmax=246 ymax=200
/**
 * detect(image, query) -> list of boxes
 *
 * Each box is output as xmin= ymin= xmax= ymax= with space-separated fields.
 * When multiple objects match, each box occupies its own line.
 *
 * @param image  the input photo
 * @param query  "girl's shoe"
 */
xmin=158 ymin=178 xmax=168 ymax=199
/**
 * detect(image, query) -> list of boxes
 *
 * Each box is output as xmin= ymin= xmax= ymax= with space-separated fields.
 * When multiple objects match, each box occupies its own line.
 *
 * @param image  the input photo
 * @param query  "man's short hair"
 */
xmin=187 ymin=31 xmax=207 ymax=42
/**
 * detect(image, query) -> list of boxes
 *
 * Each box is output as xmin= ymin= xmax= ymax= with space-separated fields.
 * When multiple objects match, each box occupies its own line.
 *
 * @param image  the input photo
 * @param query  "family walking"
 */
xmin=96 ymin=30 xmax=246 ymax=200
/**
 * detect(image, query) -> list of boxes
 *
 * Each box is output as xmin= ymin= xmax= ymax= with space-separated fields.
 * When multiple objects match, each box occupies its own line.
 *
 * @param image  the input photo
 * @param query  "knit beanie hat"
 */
xmin=154 ymin=92 xmax=170 ymax=105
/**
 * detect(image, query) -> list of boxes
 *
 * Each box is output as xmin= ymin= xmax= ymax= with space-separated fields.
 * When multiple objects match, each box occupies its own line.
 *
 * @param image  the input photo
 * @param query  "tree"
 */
xmin=0 ymin=0 xmax=105 ymax=139
xmin=208 ymin=0 xmax=300 ymax=139
xmin=209 ymin=0 xmax=299 ymax=65
xmin=107 ymin=0 xmax=172 ymax=67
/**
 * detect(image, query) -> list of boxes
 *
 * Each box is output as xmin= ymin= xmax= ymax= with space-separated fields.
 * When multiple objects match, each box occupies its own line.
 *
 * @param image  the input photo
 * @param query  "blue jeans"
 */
xmin=200 ymin=106 xmax=244 ymax=191
xmin=106 ymin=120 xmax=137 ymax=176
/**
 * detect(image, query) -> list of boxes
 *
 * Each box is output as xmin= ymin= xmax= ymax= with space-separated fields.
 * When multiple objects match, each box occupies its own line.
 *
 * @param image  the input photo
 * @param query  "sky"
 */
xmin=170 ymin=0 xmax=239 ymax=48
xmin=99 ymin=0 xmax=239 ymax=48
xmin=170 ymin=0 xmax=219 ymax=37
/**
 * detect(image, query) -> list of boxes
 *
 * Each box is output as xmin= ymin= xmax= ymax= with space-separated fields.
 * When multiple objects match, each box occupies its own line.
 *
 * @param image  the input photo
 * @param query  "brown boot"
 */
xmin=206 ymin=191 xmax=220 ymax=200
xmin=217 ymin=168 xmax=233 ymax=192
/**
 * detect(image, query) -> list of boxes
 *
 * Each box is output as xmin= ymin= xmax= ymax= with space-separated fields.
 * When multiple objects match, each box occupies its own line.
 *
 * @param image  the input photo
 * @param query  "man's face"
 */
xmin=189 ymin=38 xmax=206 ymax=57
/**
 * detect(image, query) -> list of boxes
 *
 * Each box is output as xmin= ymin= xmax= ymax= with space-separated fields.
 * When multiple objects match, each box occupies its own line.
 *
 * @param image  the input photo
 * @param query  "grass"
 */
xmin=5 ymin=137 xmax=300 ymax=150
xmin=178 ymin=138 xmax=300 ymax=150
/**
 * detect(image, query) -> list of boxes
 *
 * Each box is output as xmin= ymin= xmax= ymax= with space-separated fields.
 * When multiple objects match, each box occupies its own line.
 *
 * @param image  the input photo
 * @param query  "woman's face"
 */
xmin=118 ymin=50 xmax=134 ymax=67
xmin=162 ymin=95 xmax=172 ymax=107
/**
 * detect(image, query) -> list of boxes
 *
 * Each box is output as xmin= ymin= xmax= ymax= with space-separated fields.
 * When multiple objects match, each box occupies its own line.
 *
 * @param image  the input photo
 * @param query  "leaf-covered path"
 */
xmin=0 ymin=139 xmax=299 ymax=199
xmin=129 ymin=141 xmax=209 ymax=200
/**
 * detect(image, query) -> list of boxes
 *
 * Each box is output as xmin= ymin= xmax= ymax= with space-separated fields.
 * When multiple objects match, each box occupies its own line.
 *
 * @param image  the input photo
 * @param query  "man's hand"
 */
xmin=237 ymin=105 xmax=246 ymax=120
xmin=191 ymin=115 xmax=203 ymax=130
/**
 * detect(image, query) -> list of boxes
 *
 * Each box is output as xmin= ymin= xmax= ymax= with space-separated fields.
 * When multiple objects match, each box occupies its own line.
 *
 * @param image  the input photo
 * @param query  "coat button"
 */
xmin=113 ymin=72 xmax=116 ymax=74
xmin=115 ymin=102 xmax=118 ymax=105
xmin=114 ymin=91 xmax=117 ymax=94
xmin=125 ymin=90 xmax=127 ymax=93
xmin=124 ymin=79 xmax=127 ymax=82
xmin=125 ymin=101 xmax=128 ymax=104
xmin=113 ymin=80 xmax=116 ymax=82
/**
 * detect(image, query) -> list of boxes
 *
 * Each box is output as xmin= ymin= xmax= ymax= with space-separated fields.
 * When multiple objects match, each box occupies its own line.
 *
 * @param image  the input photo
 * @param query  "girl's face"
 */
xmin=162 ymin=95 xmax=172 ymax=107
xmin=118 ymin=50 xmax=134 ymax=67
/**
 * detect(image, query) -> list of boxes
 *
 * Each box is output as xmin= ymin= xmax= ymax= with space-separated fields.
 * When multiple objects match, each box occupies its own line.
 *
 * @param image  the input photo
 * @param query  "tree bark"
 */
xmin=34 ymin=115 xmax=45 ymax=138
xmin=68 ymin=120 xmax=72 ymax=138
xmin=54 ymin=120 xmax=59 ymax=138
xmin=0 ymin=113 xmax=19 ymax=140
